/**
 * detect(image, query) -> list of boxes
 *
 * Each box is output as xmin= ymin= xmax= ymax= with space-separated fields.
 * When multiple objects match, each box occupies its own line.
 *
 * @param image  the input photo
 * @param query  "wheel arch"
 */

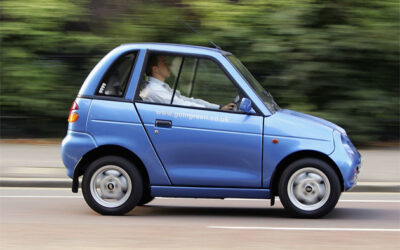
xmin=269 ymin=150 xmax=344 ymax=197
xmin=72 ymin=145 xmax=150 ymax=193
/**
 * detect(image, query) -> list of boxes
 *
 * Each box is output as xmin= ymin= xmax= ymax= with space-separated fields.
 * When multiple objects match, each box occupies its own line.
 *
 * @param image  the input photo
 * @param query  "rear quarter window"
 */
xmin=96 ymin=52 xmax=137 ymax=97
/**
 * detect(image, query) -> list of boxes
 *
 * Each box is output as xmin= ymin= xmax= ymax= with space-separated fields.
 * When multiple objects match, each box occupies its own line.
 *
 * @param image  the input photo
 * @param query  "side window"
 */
xmin=174 ymin=57 xmax=197 ymax=97
xmin=180 ymin=58 xmax=238 ymax=106
xmin=137 ymin=54 xmax=182 ymax=104
xmin=96 ymin=52 xmax=137 ymax=97
xmin=137 ymin=53 xmax=241 ymax=112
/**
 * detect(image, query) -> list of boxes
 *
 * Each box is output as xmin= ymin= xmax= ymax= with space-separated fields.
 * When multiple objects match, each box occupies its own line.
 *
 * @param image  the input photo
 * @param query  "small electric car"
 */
xmin=62 ymin=43 xmax=361 ymax=217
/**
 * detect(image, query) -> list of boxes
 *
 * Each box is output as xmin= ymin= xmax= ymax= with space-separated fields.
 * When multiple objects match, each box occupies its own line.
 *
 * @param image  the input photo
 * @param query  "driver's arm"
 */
xmin=221 ymin=103 xmax=235 ymax=110
xmin=174 ymin=92 xmax=220 ymax=109
xmin=178 ymin=93 xmax=235 ymax=111
xmin=174 ymin=90 xmax=235 ymax=111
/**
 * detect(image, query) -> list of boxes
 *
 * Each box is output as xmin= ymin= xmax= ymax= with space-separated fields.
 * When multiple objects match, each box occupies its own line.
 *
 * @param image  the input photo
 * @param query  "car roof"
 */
xmin=78 ymin=43 xmax=234 ymax=99
xmin=118 ymin=43 xmax=231 ymax=56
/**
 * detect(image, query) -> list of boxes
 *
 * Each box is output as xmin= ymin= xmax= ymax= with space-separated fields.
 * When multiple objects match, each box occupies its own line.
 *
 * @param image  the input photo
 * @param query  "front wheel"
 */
xmin=278 ymin=158 xmax=341 ymax=218
xmin=82 ymin=156 xmax=143 ymax=215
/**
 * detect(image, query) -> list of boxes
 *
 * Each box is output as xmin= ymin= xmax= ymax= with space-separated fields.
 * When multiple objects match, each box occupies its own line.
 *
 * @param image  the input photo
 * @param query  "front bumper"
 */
xmin=329 ymin=131 xmax=362 ymax=191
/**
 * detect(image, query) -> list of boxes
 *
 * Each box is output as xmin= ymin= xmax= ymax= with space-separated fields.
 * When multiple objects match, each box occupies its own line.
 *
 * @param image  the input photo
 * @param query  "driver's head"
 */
xmin=146 ymin=55 xmax=171 ymax=82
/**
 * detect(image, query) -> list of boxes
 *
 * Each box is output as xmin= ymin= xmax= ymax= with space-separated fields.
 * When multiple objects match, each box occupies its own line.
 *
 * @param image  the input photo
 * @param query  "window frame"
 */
xmin=94 ymin=51 xmax=139 ymax=99
xmin=133 ymin=50 xmax=263 ymax=116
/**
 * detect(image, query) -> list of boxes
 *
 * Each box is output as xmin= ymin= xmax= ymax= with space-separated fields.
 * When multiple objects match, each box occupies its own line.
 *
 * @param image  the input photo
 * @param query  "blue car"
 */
xmin=61 ymin=43 xmax=361 ymax=217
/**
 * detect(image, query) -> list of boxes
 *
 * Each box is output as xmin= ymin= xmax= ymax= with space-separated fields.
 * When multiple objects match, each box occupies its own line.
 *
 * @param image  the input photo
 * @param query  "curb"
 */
xmin=349 ymin=182 xmax=400 ymax=193
xmin=0 ymin=178 xmax=399 ymax=192
xmin=0 ymin=178 xmax=72 ymax=188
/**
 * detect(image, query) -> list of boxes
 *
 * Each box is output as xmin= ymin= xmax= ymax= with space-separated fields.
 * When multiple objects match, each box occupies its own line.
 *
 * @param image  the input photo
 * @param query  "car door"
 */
xmin=135 ymin=53 xmax=263 ymax=188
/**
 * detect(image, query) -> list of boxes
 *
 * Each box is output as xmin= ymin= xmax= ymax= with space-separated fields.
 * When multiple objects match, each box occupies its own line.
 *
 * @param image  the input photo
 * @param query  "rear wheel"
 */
xmin=278 ymin=158 xmax=341 ymax=218
xmin=82 ymin=156 xmax=143 ymax=215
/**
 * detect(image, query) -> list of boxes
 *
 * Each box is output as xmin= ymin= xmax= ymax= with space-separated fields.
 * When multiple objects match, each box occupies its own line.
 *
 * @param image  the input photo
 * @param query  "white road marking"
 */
xmin=1 ymin=159 xmax=61 ymax=163
xmin=0 ymin=196 xmax=82 ymax=198
xmin=339 ymin=200 xmax=400 ymax=203
xmin=208 ymin=226 xmax=400 ymax=232
xmin=0 ymin=187 xmax=72 ymax=190
xmin=0 ymin=196 xmax=399 ymax=203
xmin=225 ymin=198 xmax=400 ymax=203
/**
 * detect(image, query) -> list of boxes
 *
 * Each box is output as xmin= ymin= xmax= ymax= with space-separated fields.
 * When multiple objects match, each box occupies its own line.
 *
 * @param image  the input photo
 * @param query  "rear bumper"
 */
xmin=329 ymin=131 xmax=362 ymax=191
xmin=61 ymin=131 xmax=97 ymax=178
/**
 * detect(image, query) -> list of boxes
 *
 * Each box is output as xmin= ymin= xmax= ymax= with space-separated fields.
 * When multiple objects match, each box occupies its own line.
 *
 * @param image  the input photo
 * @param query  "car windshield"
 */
xmin=227 ymin=55 xmax=280 ymax=113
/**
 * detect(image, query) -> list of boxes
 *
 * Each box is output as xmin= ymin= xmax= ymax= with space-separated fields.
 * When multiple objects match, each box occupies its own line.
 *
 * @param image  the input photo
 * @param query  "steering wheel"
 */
xmin=232 ymin=95 xmax=241 ymax=111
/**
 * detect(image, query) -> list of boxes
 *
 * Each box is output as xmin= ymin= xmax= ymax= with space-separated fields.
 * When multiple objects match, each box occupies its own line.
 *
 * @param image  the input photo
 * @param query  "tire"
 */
xmin=82 ymin=156 xmax=143 ymax=215
xmin=278 ymin=158 xmax=341 ymax=218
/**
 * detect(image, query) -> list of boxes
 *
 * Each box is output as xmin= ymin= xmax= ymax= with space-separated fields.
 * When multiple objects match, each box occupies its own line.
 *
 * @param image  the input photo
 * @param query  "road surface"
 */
xmin=0 ymin=188 xmax=399 ymax=249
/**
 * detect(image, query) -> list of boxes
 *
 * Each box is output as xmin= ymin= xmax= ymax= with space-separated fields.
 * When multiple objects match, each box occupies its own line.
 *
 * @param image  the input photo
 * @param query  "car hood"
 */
xmin=280 ymin=109 xmax=346 ymax=134
xmin=264 ymin=109 xmax=345 ymax=141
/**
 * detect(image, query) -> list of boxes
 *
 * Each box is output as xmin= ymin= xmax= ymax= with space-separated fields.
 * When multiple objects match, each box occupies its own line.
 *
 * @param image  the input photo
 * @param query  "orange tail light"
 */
xmin=68 ymin=101 xmax=79 ymax=123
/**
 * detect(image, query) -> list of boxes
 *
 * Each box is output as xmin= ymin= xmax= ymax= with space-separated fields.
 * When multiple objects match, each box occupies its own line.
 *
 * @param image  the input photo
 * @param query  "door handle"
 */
xmin=155 ymin=119 xmax=172 ymax=128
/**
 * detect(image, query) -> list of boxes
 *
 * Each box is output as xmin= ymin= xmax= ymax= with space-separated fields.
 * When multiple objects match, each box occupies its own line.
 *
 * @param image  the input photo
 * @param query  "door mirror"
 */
xmin=239 ymin=97 xmax=252 ymax=113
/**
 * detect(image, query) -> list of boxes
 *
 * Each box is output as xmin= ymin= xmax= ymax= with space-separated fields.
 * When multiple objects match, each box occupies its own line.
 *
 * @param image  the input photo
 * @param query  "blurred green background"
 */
xmin=1 ymin=0 xmax=399 ymax=146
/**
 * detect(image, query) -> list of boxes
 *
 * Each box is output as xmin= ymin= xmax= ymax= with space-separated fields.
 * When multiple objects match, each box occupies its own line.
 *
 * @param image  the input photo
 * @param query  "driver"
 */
xmin=140 ymin=55 xmax=235 ymax=110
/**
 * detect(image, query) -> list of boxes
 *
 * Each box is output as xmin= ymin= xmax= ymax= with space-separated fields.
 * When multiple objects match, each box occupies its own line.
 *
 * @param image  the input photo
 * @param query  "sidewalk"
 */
xmin=0 ymin=142 xmax=399 ymax=192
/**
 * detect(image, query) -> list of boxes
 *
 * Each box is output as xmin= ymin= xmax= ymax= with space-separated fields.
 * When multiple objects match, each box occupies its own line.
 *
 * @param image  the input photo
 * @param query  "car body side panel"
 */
xmin=262 ymin=114 xmax=335 ymax=188
xmin=137 ymin=103 xmax=262 ymax=134
xmin=62 ymin=130 xmax=97 ymax=178
xmin=67 ymin=97 xmax=92 ymax=133
xmin=86 ymin=99 xmax=171 ymax=185
xmin=151 ymin=186 xmax=270 ymax=199
xmin=136 ymin=103 xmax=263 ymax=187
xmin=262 ymin=135 xmax=334 ymax=188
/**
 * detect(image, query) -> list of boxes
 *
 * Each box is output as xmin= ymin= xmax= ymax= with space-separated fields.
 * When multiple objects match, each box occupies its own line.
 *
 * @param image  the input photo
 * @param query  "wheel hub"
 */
xmin=287 ymin=167 xmax=331 ymax=211
xmin=107 ymin=183 xmax=115 ymax=190
xmin=90 ymin=165 xmax=132 ymax=208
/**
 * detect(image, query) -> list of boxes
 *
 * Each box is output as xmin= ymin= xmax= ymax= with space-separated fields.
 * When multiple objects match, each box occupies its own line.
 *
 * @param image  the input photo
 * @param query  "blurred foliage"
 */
xmin=0 ymin=0 xmax=399 ymax=145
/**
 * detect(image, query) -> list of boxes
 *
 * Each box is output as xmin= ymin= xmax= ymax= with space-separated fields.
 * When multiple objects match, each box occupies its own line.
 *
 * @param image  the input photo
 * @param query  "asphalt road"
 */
xmin=0 ymin=188 xmax=399 ymax=249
